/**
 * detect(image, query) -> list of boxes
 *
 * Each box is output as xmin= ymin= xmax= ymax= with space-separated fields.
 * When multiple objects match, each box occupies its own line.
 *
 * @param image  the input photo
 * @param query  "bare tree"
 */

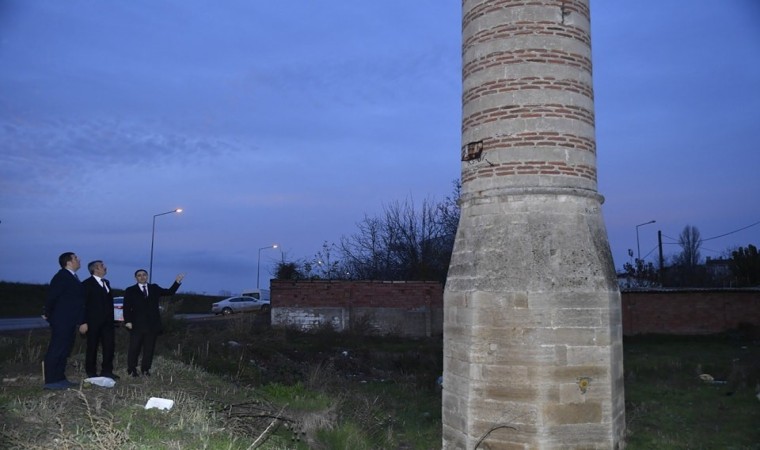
xmin=437 ymin=179 xmax=461 ymax=240
xmin=666 ymin=225 xmax=704 ymax=286
xmin=340 ymin=198 xmax=441 ymax=280
xmin=277 ymin=180 xmax=461 ymax=283
xmin=339 ymin=215 xmax=386 ymax=280
xmin=311 ymin=241 xmax=347 ymax=280
xmin=677 ymin=225 xmax=702 ymax=268
xmin=339 ymin=181 xmax=460 ymax=282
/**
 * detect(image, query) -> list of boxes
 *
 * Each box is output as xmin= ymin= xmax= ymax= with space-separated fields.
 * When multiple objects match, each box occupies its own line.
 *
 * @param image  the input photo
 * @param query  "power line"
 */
xmin=660 ymin=220 xmax=760 ymax=244
xmin=642 ymin=244 xmax=659 ymax=260
xmin=702 ymin=220 xmax=760 ymax=242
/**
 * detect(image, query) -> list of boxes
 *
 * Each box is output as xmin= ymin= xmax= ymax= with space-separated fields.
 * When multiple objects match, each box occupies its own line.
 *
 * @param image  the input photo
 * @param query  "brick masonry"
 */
xmin=449 ymin=0 xmax=626 ymax=446
xmin=271 ymin=281 xmax=760 ymax=337
xmin=270 ymin=280 xmax=443 ymax=337
xmin=623 ymin=289 xmax=760 ymax=335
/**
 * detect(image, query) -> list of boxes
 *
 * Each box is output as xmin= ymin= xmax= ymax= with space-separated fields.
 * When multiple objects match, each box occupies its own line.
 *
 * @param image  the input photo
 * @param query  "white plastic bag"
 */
xmin=83 ymin=377 xmax=116 ymax=388
xmin=145 ymin=397 xmax=174 ymax=410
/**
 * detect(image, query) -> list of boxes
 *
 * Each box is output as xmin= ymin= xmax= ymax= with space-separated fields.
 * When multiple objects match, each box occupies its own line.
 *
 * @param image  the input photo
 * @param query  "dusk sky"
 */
xmin=2 ymin=1 xmax=759 ymax=295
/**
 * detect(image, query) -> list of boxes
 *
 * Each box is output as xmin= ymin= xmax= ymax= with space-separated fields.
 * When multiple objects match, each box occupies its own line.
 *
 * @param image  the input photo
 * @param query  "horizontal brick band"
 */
xmin=490 ymin=131 xmax=596 ymax=153
xmin=463 ymin=21 xmax=590 ymax=52
xmin=463 ymin=48 xmax=592 ymax=79
xmin=463 ymin=103 xmax=595 ymax=129
xmin=463 ymin=0 xmax=590 ymax=29
xmin=462 ymin=160 xmax=596 ymax=183
xmin=478 ymin=132 xmax=596 ymax=153
xmin=464 ymin=76 xmax=593 ymax=104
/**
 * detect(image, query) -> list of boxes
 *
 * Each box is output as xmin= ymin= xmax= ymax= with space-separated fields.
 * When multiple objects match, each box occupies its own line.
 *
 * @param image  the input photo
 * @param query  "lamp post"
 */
xmin=636 ymin=220 xmax=656 ymax=261
xmin=149 ymin=208 xmax=182 ymax=282
xmin=257 ymin=244 xmax=278 ymax=289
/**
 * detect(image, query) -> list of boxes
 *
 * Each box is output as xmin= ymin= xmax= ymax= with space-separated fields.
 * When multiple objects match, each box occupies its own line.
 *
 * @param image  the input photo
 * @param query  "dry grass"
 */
xmin=0 ymin=317 xmax=444 ymax=450
xmin=0 ymin=328 xmax=333 ymax=449
xmin=0 ymin=355 xmax=281 ymax=449
xmin=4 ymin=322 xmax=760 ymax=449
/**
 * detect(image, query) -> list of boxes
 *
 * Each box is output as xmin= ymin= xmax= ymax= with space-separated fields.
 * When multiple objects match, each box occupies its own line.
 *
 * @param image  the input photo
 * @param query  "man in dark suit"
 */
xmin=43 ymin=252 xmax=88 ymax=389
xmin=82 ymin=260 xmax=119 ymax=379
xmin=123 ymin=269 xmax=184 ymax=377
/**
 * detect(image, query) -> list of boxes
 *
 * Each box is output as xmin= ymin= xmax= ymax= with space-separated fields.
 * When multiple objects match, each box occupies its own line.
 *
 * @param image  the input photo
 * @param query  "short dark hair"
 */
xmin=58 ymin=252 xmax=75 ymax=269
xmin=88 ymin=260 xmax=103 ymax=275
xmin=134 ymin=269 xmax=148 ymax=277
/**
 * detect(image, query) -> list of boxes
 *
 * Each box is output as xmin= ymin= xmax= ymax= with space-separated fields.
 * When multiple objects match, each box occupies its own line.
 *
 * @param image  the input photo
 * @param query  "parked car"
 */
xmin=113 ymin=296 xmax=124 ymax=323
xmin=113 ymin=296 xmax=163 ymax=324
xmin=240 ymin=289 xmax=270 ymax=302
xmin=212 ymin=296 xmax=271 ymax=315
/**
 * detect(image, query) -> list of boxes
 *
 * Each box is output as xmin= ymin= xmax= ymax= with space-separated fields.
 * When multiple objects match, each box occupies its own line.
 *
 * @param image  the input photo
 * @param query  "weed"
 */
xmin=2 ymin=323 xmax=759 ymax=448
xmin=348 ymin=313 xmax=377 ymax=336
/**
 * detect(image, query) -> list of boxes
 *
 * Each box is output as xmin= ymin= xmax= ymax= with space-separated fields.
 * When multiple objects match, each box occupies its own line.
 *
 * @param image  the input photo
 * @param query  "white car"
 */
xmin=113 ymin=296 xmax=163 ymax=324
xmin=113 ymin=296 xmax=124 ymax=323
xmin=212 ymin=296 xmax=271 ymax=315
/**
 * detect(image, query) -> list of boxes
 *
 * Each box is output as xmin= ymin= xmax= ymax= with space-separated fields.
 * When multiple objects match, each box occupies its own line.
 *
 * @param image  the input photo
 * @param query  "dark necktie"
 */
xmin=102 ymin=279 xmax=109 ymax=292
xmin=142 ymin=285 xmax=148 ymax=298
xmin=74 ymin=273 xmax=80 ymax=281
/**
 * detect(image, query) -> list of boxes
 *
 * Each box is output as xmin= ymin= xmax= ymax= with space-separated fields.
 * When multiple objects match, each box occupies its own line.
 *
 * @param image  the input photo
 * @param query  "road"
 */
xmin=0 ymin=314 xmax=216 ymax=332
xmin=0 ymin=317 xmax=49 ymax=331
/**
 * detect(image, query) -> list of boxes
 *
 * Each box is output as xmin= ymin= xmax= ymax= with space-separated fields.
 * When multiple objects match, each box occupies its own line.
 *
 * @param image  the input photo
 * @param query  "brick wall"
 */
xmin=271 ymin=281 xmax=760 ymax=336
xmin=622 ymin=289 xmax=760 ymax=335
xmin=270 ymin=280 xmax=443 ymax=336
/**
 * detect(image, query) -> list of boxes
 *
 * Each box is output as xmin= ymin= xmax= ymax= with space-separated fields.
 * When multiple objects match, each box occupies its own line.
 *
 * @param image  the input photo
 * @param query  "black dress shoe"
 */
xmin=102 ymin=373 xmax=120 ymax=380
xmin=86 ymin=373 xmax=97 ymax=378
xmin=128 ymin=370 xmax=139 ymax=378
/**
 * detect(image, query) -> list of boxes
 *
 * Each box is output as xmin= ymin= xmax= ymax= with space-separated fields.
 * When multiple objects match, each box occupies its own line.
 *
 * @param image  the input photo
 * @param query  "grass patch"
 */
xmin=259 ymin=382 xmax=332 ymax=411
xmin=623 ymin=334 xmax=760 ymax=448
xmin=0 ymin=319 xmax=443 ymax=449
xmin=1 ymin=319 xmax=759 ymax=448
xmin=315 ymin=421 xmax=374 ymax=450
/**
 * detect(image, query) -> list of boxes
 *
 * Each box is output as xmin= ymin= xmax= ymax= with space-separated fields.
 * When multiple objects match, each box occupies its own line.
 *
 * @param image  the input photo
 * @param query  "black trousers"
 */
xmin=127 ymin=329 xmax=158 ymax=373
xmin=44 ymin=323 xmax=76 ymax=383
xmin=85 ymin=321 xmax=115 ymax=376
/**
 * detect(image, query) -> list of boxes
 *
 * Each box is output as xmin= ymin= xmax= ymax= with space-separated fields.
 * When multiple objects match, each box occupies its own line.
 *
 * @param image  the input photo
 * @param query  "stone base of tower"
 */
xmin=442 ymin=191 xmax=626 ymax=449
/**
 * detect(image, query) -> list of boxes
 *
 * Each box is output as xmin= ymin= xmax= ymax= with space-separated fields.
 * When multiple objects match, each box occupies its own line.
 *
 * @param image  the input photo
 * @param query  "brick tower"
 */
xmin=442 ymin=1 xmax=626 ymax=448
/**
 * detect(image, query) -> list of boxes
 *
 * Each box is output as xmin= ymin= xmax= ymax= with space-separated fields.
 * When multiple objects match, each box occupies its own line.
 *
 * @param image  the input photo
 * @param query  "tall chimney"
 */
xmin=443 ymin=1 xmax=626 ymax=448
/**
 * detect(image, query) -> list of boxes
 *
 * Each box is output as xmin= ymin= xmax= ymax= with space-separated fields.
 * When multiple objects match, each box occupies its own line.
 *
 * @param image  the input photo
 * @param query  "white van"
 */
xmin=241 ymin=289 xmax=270 ymax=302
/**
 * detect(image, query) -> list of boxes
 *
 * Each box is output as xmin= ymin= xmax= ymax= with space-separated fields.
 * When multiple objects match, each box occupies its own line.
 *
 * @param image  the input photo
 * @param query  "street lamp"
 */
xmin=257 ymin=244 xmax=278 ymax=289
xmin=149 ymin=208 xmax=182 ymax=282
xmin=636 ymin=220 xmax=656 ymax=261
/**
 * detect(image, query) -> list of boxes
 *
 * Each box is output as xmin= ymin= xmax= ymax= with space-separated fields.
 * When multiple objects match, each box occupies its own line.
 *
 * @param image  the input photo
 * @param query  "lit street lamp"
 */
xmin=149 ymin=208 xmax=182 ymax=282
xmin=636 ymin=220 xmax=656 ymax=261
xmin=257 ymin=244 xmax=278 ymax=289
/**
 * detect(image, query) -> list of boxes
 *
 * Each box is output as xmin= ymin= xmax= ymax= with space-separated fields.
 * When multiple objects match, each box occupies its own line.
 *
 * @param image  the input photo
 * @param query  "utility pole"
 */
xmin=658 ymin=230 xmax=665 ymax=284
